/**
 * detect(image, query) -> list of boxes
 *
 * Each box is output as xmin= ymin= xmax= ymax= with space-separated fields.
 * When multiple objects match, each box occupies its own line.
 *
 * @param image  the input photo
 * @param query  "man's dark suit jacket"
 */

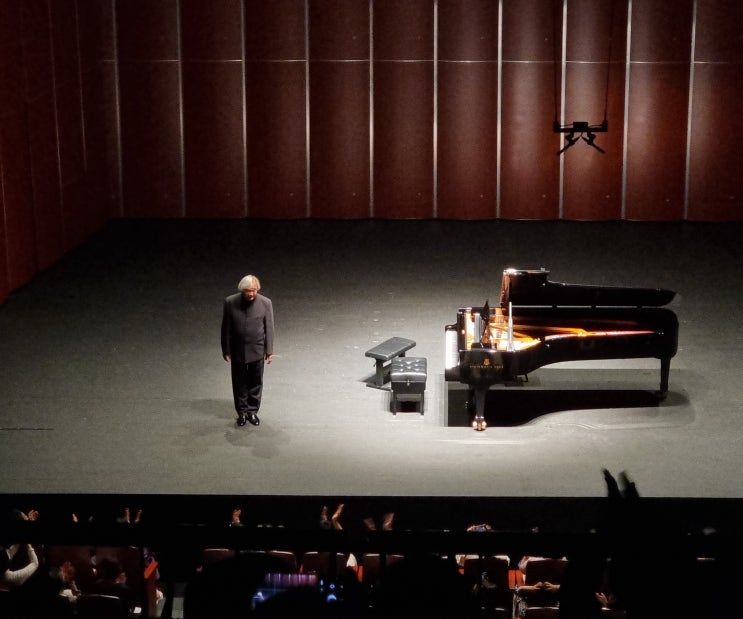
xmin=221 ymin=293 xmax=274 ymax=363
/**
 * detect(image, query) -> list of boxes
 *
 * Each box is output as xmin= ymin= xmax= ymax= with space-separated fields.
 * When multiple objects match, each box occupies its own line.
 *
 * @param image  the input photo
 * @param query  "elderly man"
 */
xmin=221 ymin=274 xmax=274 ymax=426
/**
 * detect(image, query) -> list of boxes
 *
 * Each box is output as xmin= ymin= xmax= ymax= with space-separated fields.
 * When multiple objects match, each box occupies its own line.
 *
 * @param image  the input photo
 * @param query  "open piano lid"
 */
xmin=499 ymin=268 xmax=676 ymax=309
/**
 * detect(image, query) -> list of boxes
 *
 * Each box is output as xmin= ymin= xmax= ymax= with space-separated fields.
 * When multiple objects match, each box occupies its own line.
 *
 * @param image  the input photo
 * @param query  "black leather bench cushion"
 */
xmin=391 ymin=357 xmax=427 ymax=394
xmin=365 ymin=337 xmax=416 ymax=361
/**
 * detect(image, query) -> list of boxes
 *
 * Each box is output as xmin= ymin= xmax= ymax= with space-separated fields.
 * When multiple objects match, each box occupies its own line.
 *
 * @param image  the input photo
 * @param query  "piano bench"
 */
xmin=390 ymin=357 xmax=427 ymax=415
xmin=365 ymin=336 xmax=416 ymax=389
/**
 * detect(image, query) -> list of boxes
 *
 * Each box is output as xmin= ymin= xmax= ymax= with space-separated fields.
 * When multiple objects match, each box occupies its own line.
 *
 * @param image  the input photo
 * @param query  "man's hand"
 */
xmin=266 ymin=353 xmax=273 ymax=364
xmin=223 ymin=353 xmax=231 ymax=362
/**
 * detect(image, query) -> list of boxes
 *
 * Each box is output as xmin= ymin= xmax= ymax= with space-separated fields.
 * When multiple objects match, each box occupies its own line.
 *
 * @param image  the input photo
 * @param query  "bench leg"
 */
xmin=659 ymin=357 xmax=670 ymax=397
xmin=373 ymin=360 xmax=387 ymax=387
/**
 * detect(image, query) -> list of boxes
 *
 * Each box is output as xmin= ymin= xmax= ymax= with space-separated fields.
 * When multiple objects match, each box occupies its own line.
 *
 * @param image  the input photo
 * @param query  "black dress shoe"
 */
xmin=237 ymin=414 xmax=247 ymax=427
xmin=248 ymin=412 xmax=260 ymax=426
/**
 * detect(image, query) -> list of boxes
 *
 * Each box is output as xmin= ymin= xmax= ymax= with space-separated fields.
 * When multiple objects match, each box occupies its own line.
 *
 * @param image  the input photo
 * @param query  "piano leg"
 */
xmin=659 ymin=357 xmax=670 ymax=399
xmin=471 ymin=387 xmax=488 ymax=431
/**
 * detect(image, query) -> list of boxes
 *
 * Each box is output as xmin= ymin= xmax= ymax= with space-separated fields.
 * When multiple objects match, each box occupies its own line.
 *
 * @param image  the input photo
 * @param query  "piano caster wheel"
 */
xmin=472 ymin=419 xmax=487 ymax=431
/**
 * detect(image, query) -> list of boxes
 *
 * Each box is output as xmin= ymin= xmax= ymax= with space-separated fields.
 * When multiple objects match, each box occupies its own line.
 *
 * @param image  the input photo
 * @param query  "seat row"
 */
xmin=203 ymin=547 xmax=405 ymax=586
xmin=34 ymin=544 xmax=631 ymax=618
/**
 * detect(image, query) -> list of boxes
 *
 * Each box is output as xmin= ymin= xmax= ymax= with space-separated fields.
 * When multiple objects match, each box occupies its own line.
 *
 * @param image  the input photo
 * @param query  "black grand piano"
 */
xmin=444 ymin=268 xmax=679 ymax=430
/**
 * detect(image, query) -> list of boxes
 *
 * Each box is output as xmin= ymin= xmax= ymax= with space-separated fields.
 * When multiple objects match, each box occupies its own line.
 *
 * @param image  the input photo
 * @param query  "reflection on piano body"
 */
xmin=444 ymin=269 xmax=679 ymax=430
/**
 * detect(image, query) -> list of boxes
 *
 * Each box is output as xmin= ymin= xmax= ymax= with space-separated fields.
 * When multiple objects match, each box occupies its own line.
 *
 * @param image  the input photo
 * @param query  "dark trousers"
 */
xmin=230 ymin=358 xmax=265 ymax=415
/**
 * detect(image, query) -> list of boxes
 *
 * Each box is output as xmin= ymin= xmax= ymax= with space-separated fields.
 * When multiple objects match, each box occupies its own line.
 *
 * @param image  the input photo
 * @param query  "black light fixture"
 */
xmin=554 ymin=119 xmax=608 ymax=155
xmin=552 ymin=0 xmax=616 ymax=155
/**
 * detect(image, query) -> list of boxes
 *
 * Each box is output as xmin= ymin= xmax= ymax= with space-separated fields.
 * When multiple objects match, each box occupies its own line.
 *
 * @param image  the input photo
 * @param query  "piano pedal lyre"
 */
xmin=472 ymin=419 xmax=487 ymax=431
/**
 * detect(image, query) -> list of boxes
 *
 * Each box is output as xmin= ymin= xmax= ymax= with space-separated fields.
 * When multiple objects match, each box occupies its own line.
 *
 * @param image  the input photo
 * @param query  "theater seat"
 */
xmin=267 ymin=549 xmax=298 ymax=572
xmin=76 ymin=593 xmax=129 ymax=619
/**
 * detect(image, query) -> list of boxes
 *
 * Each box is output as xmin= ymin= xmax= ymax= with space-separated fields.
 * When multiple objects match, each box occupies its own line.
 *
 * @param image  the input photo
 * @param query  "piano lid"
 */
xmin=500 ymin=268 xmax=676 ymax=309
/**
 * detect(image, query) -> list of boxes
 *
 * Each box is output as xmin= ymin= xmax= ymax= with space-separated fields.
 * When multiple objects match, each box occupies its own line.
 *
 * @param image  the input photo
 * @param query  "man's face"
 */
xmin=242 ymin=286 xmax=258 ymax=301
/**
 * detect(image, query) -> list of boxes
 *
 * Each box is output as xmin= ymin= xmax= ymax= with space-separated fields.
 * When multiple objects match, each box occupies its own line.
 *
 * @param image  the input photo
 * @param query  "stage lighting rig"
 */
xmin=554 ymin=120 xmax=608 ymax=155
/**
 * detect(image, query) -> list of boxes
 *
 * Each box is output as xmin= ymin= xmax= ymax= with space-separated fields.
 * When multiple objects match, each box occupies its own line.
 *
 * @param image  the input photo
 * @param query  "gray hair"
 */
xmin=238 ymin=274 xmax=260 ymax=291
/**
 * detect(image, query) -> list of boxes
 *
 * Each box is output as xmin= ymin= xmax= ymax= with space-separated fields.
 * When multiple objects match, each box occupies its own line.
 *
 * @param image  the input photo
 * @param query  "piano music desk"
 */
xmin=365 ymin=337 xmax=416 ymax=389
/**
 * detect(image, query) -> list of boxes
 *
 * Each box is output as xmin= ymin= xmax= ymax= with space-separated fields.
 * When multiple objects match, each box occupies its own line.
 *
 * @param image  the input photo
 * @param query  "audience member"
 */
xmin=0 ymin=543 xmax=39 ymax=591
xmin=70 ymin=512 xmax=94 ymax=524
xmin=455 ymin=522 xmax=511 ymax=570
xmin=318 ymin=504 xmax=360 ymax=573
xmin=228 ymin=506 xmax=285 ymax=529
xmin=183 ymin=551 xmax=292 ymax=619
xmin=514 ymin=578 xmax=562 ymax=617
xmin=54 ymin=561 xmax=82 ymax=605
xmin=587 ymin=464 xmax=743 ymax=619
xmin=563 ymin=468 xmax=711 ymax=619
xmin=517 ymin=553 xmax=567 ymax=578
xmin=368 ymin=552 xmax=479 ymax=619
xmin=318 ymin=504 xmax=368 ymax=612
xmin=551 ymin=557 xmax=603 ymax=619
xmin=319 ymin=503 xmax=345 ymax=531
xmin=116 ymin=506 xmax=143 ymax=524
xmin=363 ymin=511 xmax=395 ymax=531
xmin=88 ymin=557 xmax=137 ymax=614
xmin=229 ymin=508 xmax=244 ymax=527
xmin=0 ymin=514 xmax=41 ymax=619
xmin=12 ymin=561 xmax=77 ymax=619
xmin=21 ymin=509 xmax=39 ymax=522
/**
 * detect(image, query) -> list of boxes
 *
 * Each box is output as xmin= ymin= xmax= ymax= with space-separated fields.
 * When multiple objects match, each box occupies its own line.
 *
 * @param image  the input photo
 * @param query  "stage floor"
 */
xmin=1 ymin=219 xmax=742 ymax=527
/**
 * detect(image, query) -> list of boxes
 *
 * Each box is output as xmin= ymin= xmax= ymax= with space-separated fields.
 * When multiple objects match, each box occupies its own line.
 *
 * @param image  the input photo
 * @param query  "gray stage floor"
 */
xmin=1 ymin=219 xmax=742 ymax=514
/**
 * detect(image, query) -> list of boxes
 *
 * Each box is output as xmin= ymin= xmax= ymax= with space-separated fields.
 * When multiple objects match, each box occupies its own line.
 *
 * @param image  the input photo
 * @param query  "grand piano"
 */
xmin=444 ymin=268 xmax=679 ymax=430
